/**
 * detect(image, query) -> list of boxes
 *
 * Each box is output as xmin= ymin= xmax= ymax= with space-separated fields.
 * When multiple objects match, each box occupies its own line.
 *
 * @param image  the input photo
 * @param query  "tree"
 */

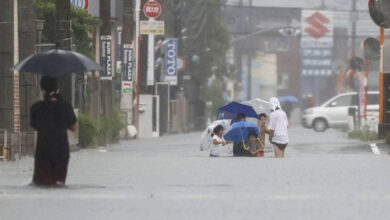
xmin=165 ymin=0 xmax=232 ymax=116
xmin=34 ymin=0 xmax=100 ymax=58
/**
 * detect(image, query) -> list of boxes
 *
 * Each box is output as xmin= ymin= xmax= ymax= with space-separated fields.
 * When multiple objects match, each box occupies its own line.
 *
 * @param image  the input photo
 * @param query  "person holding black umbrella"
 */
xmin=30 ymin=76 xmax=77 ymax=186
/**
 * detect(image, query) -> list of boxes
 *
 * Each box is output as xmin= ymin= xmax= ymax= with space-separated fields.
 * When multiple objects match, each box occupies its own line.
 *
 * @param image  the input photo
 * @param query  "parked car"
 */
xmin=301 ymin=91 xmax=379 ymax=132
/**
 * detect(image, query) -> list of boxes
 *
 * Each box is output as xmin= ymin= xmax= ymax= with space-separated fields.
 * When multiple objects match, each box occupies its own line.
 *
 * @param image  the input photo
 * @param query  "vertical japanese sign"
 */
xmin=120 ymin=44 xmax=133 ymax=111
xmin=164 ymin=38 xmax=178 ymax=85
xmin=116 ymin=26 xmax=123 ymax=74
xmin=122 ymin=44 xmax=133 ymax=94
xmin=301 ymin=10 xmax=333 ymax=104
xmin=100 ymin=35 xmax=112 ymax=80
xmin=147 ymin=35 xmax=155 ymax=86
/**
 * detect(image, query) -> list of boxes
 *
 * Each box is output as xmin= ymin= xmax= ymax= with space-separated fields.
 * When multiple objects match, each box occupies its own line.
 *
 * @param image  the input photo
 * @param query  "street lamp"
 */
xmin=35 ymin=19 xmax=44 ymax=53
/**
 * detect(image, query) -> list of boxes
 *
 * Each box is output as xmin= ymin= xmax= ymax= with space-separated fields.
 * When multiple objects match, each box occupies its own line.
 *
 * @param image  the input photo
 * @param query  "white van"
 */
xmin=301 ymin=91 xmax=379 ymax=132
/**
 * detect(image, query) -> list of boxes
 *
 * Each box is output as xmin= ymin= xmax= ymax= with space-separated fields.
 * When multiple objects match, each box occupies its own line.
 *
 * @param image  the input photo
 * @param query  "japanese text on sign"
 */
xmin=100 ymin=35 xmax=112 ymax=80
xmin=122 ymin=44 xmax=133 ymax=82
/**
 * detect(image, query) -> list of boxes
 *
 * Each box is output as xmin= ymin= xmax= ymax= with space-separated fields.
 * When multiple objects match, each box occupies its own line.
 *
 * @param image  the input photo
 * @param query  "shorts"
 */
xmin=273 ymin=142 xmax=288 ymax=151
xmin=32 ymin=159 xmax=69 ymax=186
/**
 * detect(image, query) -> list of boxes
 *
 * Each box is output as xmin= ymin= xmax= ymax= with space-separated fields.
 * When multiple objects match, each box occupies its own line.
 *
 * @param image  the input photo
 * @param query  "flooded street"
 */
xmin=1 ymin=126 xmax=390 ymax=220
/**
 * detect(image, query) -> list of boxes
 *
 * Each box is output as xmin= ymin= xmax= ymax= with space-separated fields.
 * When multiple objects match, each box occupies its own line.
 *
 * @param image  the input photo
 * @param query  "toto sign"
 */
xmin=143 ymin=0 xmax=162 ymax=19
xmin=165 ymin=38 xmax=178 ymax=85
xmin=70 ymin=0 xmax=89 ymax=9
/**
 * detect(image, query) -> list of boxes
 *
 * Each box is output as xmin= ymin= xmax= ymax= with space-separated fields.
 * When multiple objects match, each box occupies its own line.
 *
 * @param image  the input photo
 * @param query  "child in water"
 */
xmin=248 ymin=133 xmax=264 ymax=157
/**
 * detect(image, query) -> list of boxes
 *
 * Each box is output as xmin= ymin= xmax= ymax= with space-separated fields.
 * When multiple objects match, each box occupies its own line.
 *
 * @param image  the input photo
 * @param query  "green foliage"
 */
xmin=78 ymin=112 xmax=99 ymax=148
xmin=71 ymin=8 xmax=101 ymax=58
xmin=201 ymin=77 xmax=225 ymax=116
xmin=348 ymin=126 xmax=378 ymax=141
xmin=78 ymin=108 xmax=125 ymax=148
xmin=165 ymin=0 xmax=232 ymax=117
xmin=34 ymin=0 xmax=56 ymax=43
xmin=34 ymin=0 xmax=100 ymax=58
xmin=99 ymin=107 xmax=126 ymax=145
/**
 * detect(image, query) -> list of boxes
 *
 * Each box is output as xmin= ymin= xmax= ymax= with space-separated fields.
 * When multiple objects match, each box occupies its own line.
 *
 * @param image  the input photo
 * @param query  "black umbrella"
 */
xmin=12 ymin=49 xmax=101 ymax=77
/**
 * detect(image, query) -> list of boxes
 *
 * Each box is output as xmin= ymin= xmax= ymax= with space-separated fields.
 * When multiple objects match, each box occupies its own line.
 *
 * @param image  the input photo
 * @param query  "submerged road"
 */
xmin=1 ymin=126 xmax=390 ymax=220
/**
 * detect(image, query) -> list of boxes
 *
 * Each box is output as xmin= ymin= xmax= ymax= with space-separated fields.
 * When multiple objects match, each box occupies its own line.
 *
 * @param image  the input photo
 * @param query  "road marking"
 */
xmin=369 ymin=143 xmax=381 ymax=155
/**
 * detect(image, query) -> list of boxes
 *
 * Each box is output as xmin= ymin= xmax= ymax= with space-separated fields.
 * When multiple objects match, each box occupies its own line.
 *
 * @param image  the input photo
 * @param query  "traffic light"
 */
xmin=363 ymin=38 xmax=380 ymax=61
xmin=369 ymin=0 xmax=390 ymax=28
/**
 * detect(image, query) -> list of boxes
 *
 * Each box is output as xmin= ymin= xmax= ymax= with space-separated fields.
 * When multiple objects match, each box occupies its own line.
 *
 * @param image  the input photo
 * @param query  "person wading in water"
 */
xmin=30 ymin=76 xmax=77 ymax=186
xmin=268 ymin=97 xmax=289 ymax=158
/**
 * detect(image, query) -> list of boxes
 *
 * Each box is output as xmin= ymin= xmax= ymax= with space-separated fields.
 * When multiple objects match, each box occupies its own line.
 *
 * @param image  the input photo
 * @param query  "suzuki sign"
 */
xmin=301 ymin=10 xmax=333 ymax=48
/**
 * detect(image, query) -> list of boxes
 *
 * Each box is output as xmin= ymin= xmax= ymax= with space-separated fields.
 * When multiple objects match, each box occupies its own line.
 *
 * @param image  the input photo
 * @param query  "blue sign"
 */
xmin=165 ymin=38 xmax=178 ymax=85
xmin=70 ymin=0 xmax=88 ymax=9
xmin=301 ymin=48 xmax=333 ymax=76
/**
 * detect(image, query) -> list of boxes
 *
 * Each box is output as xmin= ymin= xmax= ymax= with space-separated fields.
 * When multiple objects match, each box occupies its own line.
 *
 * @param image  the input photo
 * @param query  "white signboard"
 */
xmin=301 ymin=10 xmax=333 ymax=48
xmin=140 ymin=20 xmax=165 ymax=35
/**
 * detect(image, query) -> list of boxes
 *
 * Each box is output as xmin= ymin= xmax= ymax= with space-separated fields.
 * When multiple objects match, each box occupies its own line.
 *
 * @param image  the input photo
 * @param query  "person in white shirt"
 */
xmin=210 ymin=125 xmax=233 ymax=157
xmin=268 ymin=97 xmax=289 ymax=158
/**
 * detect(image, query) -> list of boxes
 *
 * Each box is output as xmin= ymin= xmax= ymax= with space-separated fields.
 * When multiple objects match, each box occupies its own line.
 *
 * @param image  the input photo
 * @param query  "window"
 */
xmin=367 ymin=94 xmax=379 ymax=105
xmin=329 ymin=95 xmax=352 ymax=107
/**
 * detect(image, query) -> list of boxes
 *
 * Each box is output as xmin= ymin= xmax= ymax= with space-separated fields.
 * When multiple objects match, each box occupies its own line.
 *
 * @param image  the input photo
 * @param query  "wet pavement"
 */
xmin=1 ymin=126 xmax=390 ymax=220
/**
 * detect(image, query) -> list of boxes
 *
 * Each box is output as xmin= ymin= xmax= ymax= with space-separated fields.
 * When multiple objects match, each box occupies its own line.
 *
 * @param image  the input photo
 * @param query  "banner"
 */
xmin=122 ymin=44 xmax=133 ymax=82
xmin=100 ymin=35 xmax=112 ymax=80
xmin=120 ymin=44 xmax=133 ymax=111
xmin=116 ymin=27 xmax=123 ymax=74
xmin=147 ymin=35 xmax=155 ymax=86
xmin=164 ymin=38 xmax=178 ymax=85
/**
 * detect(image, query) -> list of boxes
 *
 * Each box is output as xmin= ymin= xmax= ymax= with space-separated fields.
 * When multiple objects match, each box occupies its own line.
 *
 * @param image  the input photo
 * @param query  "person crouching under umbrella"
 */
xmin=30 ymin=76 xmax=77 ymax=186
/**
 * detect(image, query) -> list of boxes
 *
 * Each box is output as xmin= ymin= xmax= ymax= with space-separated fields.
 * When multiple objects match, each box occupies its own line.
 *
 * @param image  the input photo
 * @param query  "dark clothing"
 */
xmin=33 ymin=159 xmax=69 ymax=185
xmin=30 ymin=97 xmax=77 ymax=163
xmin=233 ymin=142 xmax=252 ymax=157
xmin=274 ymin=142 xmax=288 ymax=151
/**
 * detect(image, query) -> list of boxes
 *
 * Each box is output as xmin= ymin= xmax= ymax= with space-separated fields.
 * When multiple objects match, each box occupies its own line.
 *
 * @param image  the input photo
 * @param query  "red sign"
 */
xmin=304 ymin=12 xmax=330 ymax=39
xmin=177 ymin=56 xmax=186 ymax=72
xmin=143 ymin=1 xmax=162 ymax=19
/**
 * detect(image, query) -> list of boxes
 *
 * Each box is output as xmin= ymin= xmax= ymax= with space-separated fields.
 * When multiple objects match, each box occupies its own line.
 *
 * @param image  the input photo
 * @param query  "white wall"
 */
xmin=250 ymin=53 xmax=277 ymax=100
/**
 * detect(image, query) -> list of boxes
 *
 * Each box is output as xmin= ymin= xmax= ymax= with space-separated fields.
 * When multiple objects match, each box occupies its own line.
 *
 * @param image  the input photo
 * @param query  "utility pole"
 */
xmin=122 ymin=0 xmax=134 ymax=126
xmin=56 ymin=0 xmax=73 ymax=105
xmin=90 ymin=29 xmax=101 ymax=119
xmin=19 ymin=0 xmax=38 ymax=132
xmin=135 ymin=0 xmax=141 ymax=132
xmin=13 ymin=0 xmax=20 ymax=134
xmin=321 ymin=0 xmax=325 ymax=9
xmin=173 ymin=0 xmax=182 ymax=89
xmin=351 ymin=0 xmax=357 ymax=57
xmin=0 ymin=0 xmax=18 ymax=133
xmin=351 ymin=0 xmax=361 ymax=127
xmin=100 ymin=0 xmax=113 ymax=117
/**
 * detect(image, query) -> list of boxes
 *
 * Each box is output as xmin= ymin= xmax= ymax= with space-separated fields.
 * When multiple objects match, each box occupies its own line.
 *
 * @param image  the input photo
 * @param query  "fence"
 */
xmin=0 ymin=128 xmax=36 ymax=161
